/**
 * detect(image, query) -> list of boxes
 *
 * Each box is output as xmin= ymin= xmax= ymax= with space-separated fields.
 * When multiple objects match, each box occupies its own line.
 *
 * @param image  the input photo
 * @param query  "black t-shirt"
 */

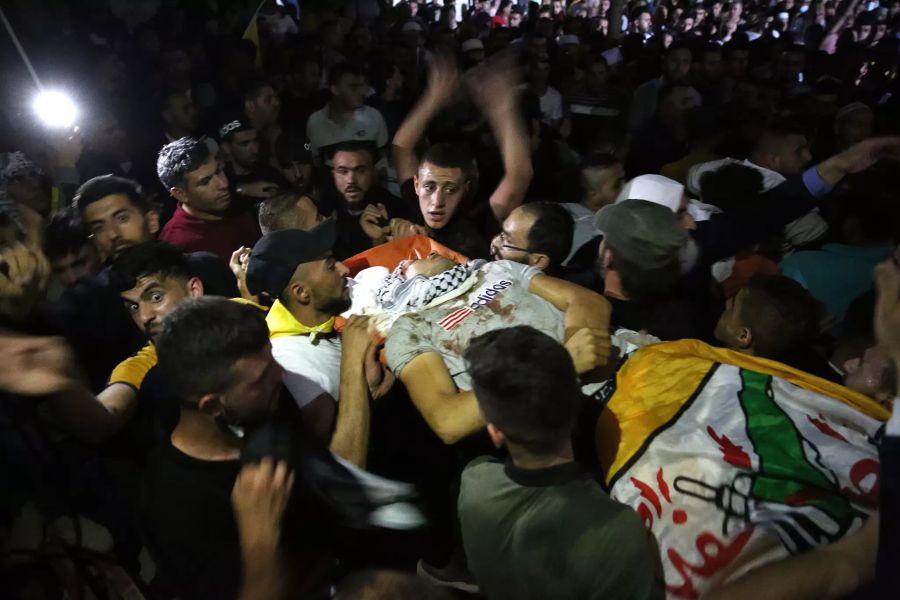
xmin=332 ymin=187 xmax=413 ymax=260
xmin=607 ymin=293 xmax=707 ymax=342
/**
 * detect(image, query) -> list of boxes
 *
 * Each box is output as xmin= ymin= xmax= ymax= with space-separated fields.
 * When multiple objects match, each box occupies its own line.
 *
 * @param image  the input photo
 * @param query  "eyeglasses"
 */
xmin=496 ymin=231 xmax=530 ymax=253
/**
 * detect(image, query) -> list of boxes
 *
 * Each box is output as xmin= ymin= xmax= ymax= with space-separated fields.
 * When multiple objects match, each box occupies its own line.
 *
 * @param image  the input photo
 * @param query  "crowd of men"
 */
xmin=0 ymin=0 xmax=899 ymax=598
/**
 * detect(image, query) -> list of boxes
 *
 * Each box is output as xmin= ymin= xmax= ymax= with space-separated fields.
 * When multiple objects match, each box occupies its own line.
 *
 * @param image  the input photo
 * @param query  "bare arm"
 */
xmin=826 ymin=0 xmax=862 ymax=37
xmin=467 ymin=54 xmax=534 ymax=222
xmin=328 ymin=316 xmax=371 ymax=467
xmin=815 ymin=136 xmax=900 ymax=186
xmin=398 ymin=352 xmax=483 ymax=445
xmin=707 ymin=514 xmax=878 ymax=600
xmin=529 ymin=273 xmax=612 ymax=341
xmin=392 ymin=56 xmax=461 ymax=184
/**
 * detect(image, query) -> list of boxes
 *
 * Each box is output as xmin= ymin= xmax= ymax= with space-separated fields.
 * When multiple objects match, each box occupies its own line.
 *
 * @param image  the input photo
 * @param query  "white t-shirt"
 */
xmin=306 ymin=104 xmax=390 ymax=164
xmin=539 ymin=86 xmax=564 ymax=125
xmin=385 ymin=261 xmax=563 ymax=391
xmin=271 ymin=334 xmax=341 ymax=407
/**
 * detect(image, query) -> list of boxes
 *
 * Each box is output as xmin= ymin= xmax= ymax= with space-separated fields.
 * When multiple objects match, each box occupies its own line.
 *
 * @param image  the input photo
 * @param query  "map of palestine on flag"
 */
xmin=596 ymin=340 xmax=890 ymax=599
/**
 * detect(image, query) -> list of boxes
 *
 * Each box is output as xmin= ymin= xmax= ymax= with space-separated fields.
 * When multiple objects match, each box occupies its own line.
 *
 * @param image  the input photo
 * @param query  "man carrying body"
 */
xmin=458 ymin=326 xmax=664 ymax=600
xmin=383 ymin=253 xmax=611 ymax=444
xmin=157 ymin=136 xmax=262 ymax=261
xmin=245 ymin=220 xmax=392 ymax=445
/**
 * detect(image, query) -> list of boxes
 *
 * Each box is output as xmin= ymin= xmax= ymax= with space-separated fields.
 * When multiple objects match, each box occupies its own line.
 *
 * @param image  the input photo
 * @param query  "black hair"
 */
xmin=43 ymin=208 xmax=92 ymax=261
xmin=420 ymin=143 xmax=475 ymax=182
xmin=700 ymin=163 xmax=764 ymax=212
xmin=464 ymin=326 xmax=582 ymax=456
xmin=329 ymin=140 xmax=379 ymax=165
xmin=109 ymin=240 xmax=192 ymax=293
xmin=739 ymin=274 xmax=823 ymax=359
xmin=157 ymin=136 xmax=212 ymax=189
xmin=156 ymin=297 xmax=270 ymax=405
xmin=258 ymin=188 xmax=314 ymax=234
xmin=522 ymin=202 xmax=575 ymax=268
xmin=73 ymin=174 xmax=152 ymax=215
xmin=327 ymin=62 xmax=364 ymax=87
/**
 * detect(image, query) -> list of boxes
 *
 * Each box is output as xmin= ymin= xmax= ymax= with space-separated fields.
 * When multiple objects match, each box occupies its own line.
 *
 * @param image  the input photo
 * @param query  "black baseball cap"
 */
xmin=246 ymin=218 xmax=337 ymax=297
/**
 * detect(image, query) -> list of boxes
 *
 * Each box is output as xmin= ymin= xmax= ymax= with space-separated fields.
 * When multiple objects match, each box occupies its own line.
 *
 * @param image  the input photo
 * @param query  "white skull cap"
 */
xmin=614 ymin=174 xmax=684 ymax=214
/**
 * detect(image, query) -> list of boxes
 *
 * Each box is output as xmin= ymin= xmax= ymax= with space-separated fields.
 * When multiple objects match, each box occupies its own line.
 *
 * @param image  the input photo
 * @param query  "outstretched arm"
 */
xmin=467 ymin=54 xmax=534 ymax=222
xmin=392 ymin=56 xmax=461 ymax=185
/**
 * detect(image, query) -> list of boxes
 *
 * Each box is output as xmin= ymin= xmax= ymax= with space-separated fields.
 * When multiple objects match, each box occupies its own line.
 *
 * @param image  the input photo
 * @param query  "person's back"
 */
xmin=455 ymin=327 xmax=663 ymax=600
xmin=459 ymin=456 xmax=662 ymax=600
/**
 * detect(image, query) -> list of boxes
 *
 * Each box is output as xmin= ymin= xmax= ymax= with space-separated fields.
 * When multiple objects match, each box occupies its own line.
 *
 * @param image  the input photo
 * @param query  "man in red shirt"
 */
xmin=156 ymin=136 xmax=261 ymax=261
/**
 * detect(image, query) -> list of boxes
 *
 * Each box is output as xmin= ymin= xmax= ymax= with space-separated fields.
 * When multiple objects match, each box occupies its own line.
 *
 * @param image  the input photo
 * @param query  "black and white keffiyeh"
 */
xmin=376 ymin=260 xmax=484 ymax=314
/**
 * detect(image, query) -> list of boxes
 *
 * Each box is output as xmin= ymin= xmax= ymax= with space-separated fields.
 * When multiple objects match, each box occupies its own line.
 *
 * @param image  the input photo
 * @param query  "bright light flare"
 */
xmin=32 ymin=90 xmax=78 ymax=128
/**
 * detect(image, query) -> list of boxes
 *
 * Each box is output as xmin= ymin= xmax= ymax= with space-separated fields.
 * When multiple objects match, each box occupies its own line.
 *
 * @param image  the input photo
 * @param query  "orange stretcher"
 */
xmin=342 ymin=235 xmax=469 ymax=276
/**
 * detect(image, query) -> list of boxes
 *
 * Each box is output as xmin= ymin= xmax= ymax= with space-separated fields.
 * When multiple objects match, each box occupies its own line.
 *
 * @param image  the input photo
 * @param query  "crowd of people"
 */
xmin=0 ymin=0 xmax=899 ymax=598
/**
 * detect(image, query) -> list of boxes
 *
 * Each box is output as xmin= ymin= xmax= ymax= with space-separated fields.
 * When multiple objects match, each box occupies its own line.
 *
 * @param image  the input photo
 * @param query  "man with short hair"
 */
xmin=157 ymin=136 xmax=261 ymax=261
xmin=141 ymin=297 xmax=371 ymax=598
xmin=458 ymin=326 xmax=664 ymax=600
xmin=562 ymin=155 xmax=626 ymax=265
xmin=75 ymin=175 xmax=160 ymax=262
xmin=306 ymin=63 xmax=389 ymax=165
xmin=242 ymin=80 xmax=282 ymax=140
xmin=393 ymin=56 xmax=532 ymax=258
xmin=258 ymin=189 xmax=324 ymax=234
xmin=489 ymin=202 xmax=574 ymax=277
xmin=217 ymin=118 xmax=284 ymax=206
xmin=626 ymin=81 xmax=699 ymax=176
xmin=160 ymin=90 xmax=199 ymax=142
xmin=628 ymin=42 xmax=700 ymax=133
xmin=43 ymin=209 xmax=101 ymax=290
xmin=714 ymin=274 xmax=834 ymax=377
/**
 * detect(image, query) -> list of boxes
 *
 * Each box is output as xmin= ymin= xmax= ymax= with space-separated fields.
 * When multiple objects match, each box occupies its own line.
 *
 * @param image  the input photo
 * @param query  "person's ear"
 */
xmin=290 ymin=280 xmax=311 ymax=305
xmin=197 ymin=393 xmax=225 ymax=417
xmin=146 ymin=209 xmax=161 ymax=236
xmin=737 ymin=327 xmax=753 ymax=350
xmin=413 ymin=174 xmax=420 ymax=194
xmin=170 ymin=187 xmax=187 ymax=204
xmin=486 ymin=423 xmax=506 ymax=449
xmin=186 ymin=276 xmax=204 ymax=298
xmin=529 ymin=252 xmax=551 ymax=270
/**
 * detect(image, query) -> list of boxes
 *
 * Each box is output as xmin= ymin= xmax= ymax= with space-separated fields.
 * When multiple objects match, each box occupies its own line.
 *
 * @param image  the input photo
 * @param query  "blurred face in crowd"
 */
xmin=84 ymin=195 xmax=159 ymax=260
xmin=582 ymin=162 xmax=625 ymax=211
xmin=659 ymin=86 xmax=699 ymax=123
xmin=246 ymin=85 xmax=281 ymax=128
xmin=836 ymin=109 xmax=874 ymax=148
xmin=711 ymin=2 xmax=723 ymax=17
xmin=510 ymin=11 xmax=523 ymax=26
xmin=5 ymin=173 xmax=50 ymax=214
xmin=225 ymin=129 xmax=261 ymax=172
xmin=296 ymin=61 xmax=322 ymax=94
xmin=843 ymin=345 xmax=897 ymax=405
xmin=290 ymin=253 xmax=352 ymax=315
xmin=212 ymin=344 xmax=284 ymax=429
xmin=414 ymin=161 xmax=468 ymax=230
xmin=162 ymin=48 xmax=191 ymax=81
xmin=681 ymin=16 xmax=695 ymax=31
xmin=121 ymin=273 xmax=203 ymax=343
xmin=281 ymin=160 xmax=314 ymax=191
xmin=402 ymin=251 xmax=457 ymax=279
xmin=664 ymin=48 xmax=693 ymax=81
xmin=552 ymin=0 xmax=564 ymax=15
xmin=173 ymin=157 xmax=232 ymax=216
xmin=331 ymin=73 xmax=367 ymax=110
xmin=332 ymin=149 xmax=374 ymax=207
xmin=766 ymin=134 xmax=812 ymax=175
xmin=636 ymin=12 xmax=653 ymax=32
xmin=50 ymin=244 xmax=101 ymax=287
xmin=162 ymin=92 xmax=199 ymax=135
xmin=729 ymin=1 xmax=743 ymax=20
xmin=857 ymin=24 xmax=872 ymax=39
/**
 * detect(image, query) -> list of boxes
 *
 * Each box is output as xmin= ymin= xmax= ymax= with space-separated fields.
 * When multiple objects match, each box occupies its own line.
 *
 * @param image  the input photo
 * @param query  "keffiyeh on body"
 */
xmin=376 ymin=260 xmax=486 ymax=315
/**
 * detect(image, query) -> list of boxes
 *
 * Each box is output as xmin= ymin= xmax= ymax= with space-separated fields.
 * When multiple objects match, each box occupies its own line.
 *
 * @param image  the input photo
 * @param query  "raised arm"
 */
xmin=392 ymin=56 xmax=461 ymax=184
xmin=467 ymin=54 xmax=534 ymax=222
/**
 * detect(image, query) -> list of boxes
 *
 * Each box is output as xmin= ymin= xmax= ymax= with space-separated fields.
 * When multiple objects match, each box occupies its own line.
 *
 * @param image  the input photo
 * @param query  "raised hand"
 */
xmin=0 ymin=332 xmax=81 ymax=396
xmin=464 ymin=50 xmax=522 ymax=115
xmin=389 ymin=218 xmax=427 ymax=240
xmin=236 ymin=181 xmax=280 ymax=199
xmin=0 ymin=242 xmax=50 ymax=321
xmin=231 ymin=458 xmax=295 ymax=551
xmin=564 ymin=327 xmax=612 ymax=374
xmin=360 ymin=203 xmax=391 ymax=244
xmin=424 ymin=54 xmax=462 ymax=107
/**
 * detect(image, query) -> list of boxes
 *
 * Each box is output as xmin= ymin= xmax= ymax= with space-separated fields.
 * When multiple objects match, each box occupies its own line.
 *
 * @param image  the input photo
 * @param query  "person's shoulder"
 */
xmin=460 ymin=456 xmax=505 ymax=488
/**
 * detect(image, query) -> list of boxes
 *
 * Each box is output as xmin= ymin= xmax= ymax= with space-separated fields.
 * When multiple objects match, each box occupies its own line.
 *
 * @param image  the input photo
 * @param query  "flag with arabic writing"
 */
xmin=596 ymin=340 xmax=889 ymax=599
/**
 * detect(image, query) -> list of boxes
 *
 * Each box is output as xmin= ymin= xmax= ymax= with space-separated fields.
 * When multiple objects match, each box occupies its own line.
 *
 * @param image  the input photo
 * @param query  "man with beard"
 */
xmin=246 ymin=220 xmax=394 ymax=442
xmin=326 ymin=141 xmax=411 ymax=259
xmin=157 ymin=136 xmax=261 ymax=261
xmin=140 ymin=297 xmax=372 ymax=599
xmin=217 ymin=118 xmax=284 ymax=209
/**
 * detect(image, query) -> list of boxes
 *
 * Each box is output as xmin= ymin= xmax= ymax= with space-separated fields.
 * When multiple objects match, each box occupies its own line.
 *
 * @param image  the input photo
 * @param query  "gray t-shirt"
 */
xmin=385 ymin=260 xmax=564 ymax=390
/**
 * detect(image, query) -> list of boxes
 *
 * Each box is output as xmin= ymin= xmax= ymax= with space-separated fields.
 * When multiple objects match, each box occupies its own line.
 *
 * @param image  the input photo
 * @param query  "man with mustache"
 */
xmin=328 ymin=141 xmax=412 ymax=259
xmin=157 ymin=136 xmax=261 ymax=262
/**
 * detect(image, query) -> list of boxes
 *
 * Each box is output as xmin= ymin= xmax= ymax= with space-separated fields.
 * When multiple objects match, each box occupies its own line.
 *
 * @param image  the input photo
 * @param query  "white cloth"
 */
xmin=888 ymin=397 xmax=900 ymax=436
xmin=271 ymin=335 xmax=340 ymax=406
xmin=539 ymin=86 xmax=564 ymax=125
xmin=615 ymin=174 xmax=684 ymax=212
xmin=306 ymin=105 xmax=390 ymax=164
xmin=561 ymin=203 xmax=601 ymax=265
